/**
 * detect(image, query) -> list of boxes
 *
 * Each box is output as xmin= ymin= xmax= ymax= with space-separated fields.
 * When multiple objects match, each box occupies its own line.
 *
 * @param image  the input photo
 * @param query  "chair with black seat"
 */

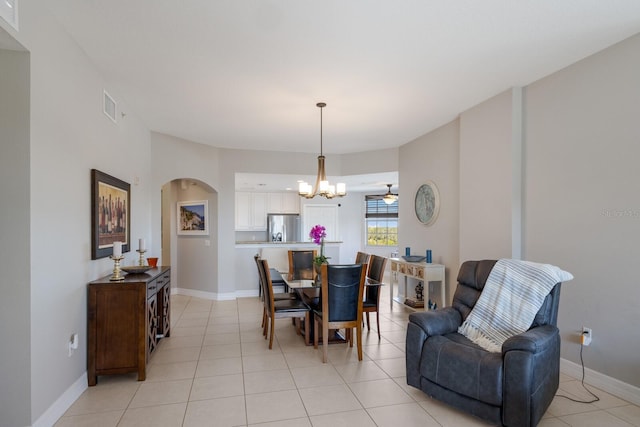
xmin=362 ymin=254 xmax=387 ymax=339
xmin=313 ymin=263 xmax=367 ymax=363
xmin=355 ymin=251 xmax=369 ymax=265
xmin=288 ymin=249 xmax=317 ymax=280
xmin=259 ymin=258 xmax=310 ymax=349
xmin=254 ymin=255 xmax=297 ymax=330
xmin=406 ymin=259 xmax=571 ymax=427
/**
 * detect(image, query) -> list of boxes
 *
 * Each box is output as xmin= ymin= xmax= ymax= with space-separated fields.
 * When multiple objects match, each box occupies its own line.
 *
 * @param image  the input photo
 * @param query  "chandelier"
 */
xmin=298 ymin=102 xmax=346 ymax=199
xmin=382 ymin=184 xmax=398 ymax=205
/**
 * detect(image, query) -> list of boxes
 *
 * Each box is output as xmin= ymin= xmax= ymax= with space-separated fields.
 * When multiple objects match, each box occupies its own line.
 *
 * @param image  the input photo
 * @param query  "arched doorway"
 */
xmin=162 ymin=178 xmax=219 ymax=297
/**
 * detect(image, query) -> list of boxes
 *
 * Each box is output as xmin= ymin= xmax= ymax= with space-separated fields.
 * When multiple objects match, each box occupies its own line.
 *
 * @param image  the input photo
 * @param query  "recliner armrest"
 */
xmin=502 ymin=324 xmax=558 ymax=354
xmin=409 ymin=307 xmax=462 ymax=337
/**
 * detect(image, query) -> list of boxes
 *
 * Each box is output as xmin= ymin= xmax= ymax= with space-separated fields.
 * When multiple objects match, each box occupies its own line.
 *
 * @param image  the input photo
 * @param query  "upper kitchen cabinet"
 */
xmin=267 ymin=192 xmax=300 ymax=214
xmin=236 ymin=192 xmax=301 ymax=230
xmin=235 ymin=192 xmax=267 ymax=231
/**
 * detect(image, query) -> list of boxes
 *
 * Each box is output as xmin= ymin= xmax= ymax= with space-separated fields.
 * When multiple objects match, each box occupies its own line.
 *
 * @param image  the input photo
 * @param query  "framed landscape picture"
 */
xmin=91 ymin=169 xmax=131 ymax=259
xmin=177 ymin=200 xmax=209 ymax=235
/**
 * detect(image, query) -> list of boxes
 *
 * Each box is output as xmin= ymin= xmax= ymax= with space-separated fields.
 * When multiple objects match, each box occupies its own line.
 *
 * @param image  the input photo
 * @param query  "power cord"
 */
xmin=555 ymin=340 xmax=600 ymax=404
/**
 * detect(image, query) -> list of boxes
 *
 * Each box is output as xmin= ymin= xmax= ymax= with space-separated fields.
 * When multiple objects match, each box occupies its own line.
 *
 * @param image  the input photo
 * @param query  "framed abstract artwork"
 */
xmin=91 ymin=169 xmax=131 ymax=259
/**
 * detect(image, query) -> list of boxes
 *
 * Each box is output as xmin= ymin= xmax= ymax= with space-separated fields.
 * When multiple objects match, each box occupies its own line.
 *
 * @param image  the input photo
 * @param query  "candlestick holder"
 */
xmin=109 ymin=255 xmax=125 ymax=281
xmin=136 ymin=249 xmax=147 ymax=266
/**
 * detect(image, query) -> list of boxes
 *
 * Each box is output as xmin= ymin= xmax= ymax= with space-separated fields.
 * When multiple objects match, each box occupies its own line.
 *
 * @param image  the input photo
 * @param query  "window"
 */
xmin=365 ymin=195 xmax=398 ymax=246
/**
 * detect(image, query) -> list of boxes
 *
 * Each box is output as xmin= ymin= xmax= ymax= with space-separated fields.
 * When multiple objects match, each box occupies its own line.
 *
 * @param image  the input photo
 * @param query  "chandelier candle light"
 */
xmin=298 ymin=102 xmax=347 ymax=199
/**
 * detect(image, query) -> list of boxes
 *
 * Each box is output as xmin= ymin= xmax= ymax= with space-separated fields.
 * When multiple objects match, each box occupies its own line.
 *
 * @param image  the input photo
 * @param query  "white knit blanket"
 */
xmin=458 ymin=259 xmax=573 ymax=353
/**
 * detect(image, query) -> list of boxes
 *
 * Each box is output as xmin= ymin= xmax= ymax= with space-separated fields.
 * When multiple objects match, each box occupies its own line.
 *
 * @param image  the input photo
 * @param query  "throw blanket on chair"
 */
xmin=458 ymin=259 xmax=573 ymax=352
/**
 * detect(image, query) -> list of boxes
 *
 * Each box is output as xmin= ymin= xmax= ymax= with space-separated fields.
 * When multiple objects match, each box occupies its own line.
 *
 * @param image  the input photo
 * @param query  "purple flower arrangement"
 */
xmin=309 ymin=224 xmax=329 ymax=265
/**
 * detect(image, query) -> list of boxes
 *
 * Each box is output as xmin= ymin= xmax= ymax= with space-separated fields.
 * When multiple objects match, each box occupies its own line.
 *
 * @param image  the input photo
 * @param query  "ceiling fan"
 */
xmin=382 ymin=184 xmax=398 ymax=205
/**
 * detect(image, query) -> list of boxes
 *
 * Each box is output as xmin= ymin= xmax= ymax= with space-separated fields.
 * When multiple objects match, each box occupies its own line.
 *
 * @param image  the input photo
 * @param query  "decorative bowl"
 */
xmin=121 ymin=265 xmax=152 ymax=274
xmin=402 ymin=255 xmax=426 ymax=263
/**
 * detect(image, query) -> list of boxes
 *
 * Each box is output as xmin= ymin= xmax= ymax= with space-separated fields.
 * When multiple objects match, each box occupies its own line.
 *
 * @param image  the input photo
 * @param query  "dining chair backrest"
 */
xmin=288 ymin=249 xmax=317 ymax=280
xmin=322 ymin=264 xmax=367 ymax=322
xmin=365 ymin=255 xmax=387 ymax=303
xmin=254 ymin=254 xmax=265 ymax=294
xmin=367 ymin=255 xmax=387 ymax=282
xmin=355 ymin=251 xmax=370 ymax=265
xmin=258 ymin=258 xmax=275 ymax=313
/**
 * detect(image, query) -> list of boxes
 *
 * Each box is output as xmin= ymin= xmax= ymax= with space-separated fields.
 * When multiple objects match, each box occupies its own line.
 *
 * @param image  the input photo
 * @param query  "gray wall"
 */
xmin=4 ymin=4 xmax=154 ymax=424
xmin=397 ymin=33 xmax=640 ymax=388
xmin=398 ymin=119 xmax=460 ymax=303
xmin=524 ymin=33 xmax=640 ymax=385
xmin=0 ymin=47 xmax=31 ymax=427
xmin=459 ymin=89 xmax=519 ymax=261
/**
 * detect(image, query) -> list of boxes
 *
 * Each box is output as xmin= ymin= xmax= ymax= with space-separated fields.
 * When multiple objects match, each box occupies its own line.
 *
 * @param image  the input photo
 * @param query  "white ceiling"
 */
xmin=45 ymin=1 xmax=640 ymax=160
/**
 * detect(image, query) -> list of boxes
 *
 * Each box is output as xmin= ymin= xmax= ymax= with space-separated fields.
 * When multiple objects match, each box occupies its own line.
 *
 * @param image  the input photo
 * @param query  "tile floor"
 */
xmin=56 ymin=290 xmax=640 ymax=426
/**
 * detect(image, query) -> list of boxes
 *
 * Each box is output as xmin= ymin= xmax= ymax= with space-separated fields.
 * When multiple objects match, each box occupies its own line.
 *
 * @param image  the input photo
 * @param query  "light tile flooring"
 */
xmin=56 ymin=291 xmax=640 ymax=427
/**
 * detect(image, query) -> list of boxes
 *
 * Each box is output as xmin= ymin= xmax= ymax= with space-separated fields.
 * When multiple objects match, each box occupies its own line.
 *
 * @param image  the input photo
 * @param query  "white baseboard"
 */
xmin=32 ymin=372 xmax=87 ymax=427
xmin=560 ymin=358 xmax=640 ymax=405
xmin=174 ymin=287 xmax=246 ymax=301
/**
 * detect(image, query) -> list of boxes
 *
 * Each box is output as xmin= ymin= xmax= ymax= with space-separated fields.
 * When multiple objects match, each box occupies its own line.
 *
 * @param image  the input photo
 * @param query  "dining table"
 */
xmin=281 ymin=273 xmax=383 ymax=346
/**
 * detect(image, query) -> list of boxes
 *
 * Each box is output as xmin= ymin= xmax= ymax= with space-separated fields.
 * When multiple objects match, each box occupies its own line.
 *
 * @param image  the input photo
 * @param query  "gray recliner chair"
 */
xmin=406 ymin=260 xmax=563 ymax=427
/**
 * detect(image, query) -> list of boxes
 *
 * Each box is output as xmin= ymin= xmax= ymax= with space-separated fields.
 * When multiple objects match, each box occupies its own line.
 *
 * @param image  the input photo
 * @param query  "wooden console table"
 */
xmin=87 ymin=266 xmax=171 ymax=386
xmin=389 ymin=258 xmax=445 ymax=310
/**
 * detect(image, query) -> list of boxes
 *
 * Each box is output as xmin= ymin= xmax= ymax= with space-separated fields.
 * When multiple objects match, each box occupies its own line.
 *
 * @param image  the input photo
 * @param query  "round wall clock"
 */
xmin=414 ymin=181 xmax=440 ymax=226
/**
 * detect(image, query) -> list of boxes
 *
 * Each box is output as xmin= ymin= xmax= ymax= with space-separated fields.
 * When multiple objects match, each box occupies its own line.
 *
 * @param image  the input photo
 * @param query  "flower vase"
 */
xmin=314 ymin=263 xmax=325 ymax=285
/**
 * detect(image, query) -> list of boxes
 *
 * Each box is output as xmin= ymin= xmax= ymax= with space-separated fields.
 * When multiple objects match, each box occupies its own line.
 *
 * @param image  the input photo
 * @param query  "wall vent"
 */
xmin=103 ymin=90 xmax=117 ymax=123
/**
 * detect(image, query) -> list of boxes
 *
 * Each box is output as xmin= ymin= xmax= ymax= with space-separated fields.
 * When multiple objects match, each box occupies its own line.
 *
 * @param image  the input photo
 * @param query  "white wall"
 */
xmin=0 ymin=46 xmax=31 ymax=427
xmin=524 ymin=33 xmax=640 ymax=386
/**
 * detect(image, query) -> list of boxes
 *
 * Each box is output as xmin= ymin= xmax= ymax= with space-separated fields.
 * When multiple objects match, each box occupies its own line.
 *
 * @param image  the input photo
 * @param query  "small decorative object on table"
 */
xmin=136 ymin=238 xmax=147 ymax=266
xmin=121 ymin=265 xmax=152 ymax=274
xmin=310 ymin=224 xmax=329 ymax=283
xmin=405 ymin=280 xmax=426 ymax=308
xmin=109 ymin=241 xmax=125 ymax=281
xmin=147 ymin=257 xmax=158 ymax=268
xmin=415 ymin=281 xmax=424 ymax=301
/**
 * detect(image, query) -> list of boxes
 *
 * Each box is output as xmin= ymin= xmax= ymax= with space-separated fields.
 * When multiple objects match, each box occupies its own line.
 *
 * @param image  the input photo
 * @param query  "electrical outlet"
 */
xmin=68 ymin=333 xmax=79 ymax=357
xmin=582 ymin=327 xmax=592 ymax=346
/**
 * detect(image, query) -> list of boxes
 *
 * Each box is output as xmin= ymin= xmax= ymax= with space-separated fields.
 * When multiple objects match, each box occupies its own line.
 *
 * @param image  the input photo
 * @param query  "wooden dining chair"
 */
xmin=313 ymin=263 xmax=367 ymax=363
xmin=288 ymin=249 xmax=317 ymax=280
xmin=363 ymin=254 xmax=387 ymax=339
xmin=259 ymin=259 xmax=310 ymax=349
xmin=355 ymin=251 xmax=370 ymax=265
xmin=254 ymin=255 xmax=297 ymax=330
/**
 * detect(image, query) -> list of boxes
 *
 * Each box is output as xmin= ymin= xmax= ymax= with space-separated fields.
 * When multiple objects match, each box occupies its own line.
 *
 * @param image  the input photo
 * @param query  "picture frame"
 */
xmin=414 ymin=180 xmax=440 ymax=226
xmin=91 ymin=169 xmax=131 ymax=259
xmin=177 ymin=200 xmax=209 ymax=235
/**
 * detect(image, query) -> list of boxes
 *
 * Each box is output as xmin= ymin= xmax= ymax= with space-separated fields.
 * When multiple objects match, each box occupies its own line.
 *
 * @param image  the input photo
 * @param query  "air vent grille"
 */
xmin=103 ymin=90 xmax=117 ymax=123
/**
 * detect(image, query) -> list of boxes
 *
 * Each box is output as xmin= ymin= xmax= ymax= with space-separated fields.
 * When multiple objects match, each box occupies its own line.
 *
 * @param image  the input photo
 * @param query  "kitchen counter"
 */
xmin=235 ymin=240 xmax=342 ymax=246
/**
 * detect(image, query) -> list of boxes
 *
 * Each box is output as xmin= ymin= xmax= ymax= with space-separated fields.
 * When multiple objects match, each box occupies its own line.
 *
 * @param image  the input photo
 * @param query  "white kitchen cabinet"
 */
xmin=267 ymin=192 xmax=300 ymax=214
xmin=235 ymin=192 xmax=267 ymax=230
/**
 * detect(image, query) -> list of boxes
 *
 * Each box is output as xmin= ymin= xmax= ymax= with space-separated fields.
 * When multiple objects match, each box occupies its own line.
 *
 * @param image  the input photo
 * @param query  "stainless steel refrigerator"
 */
xmin=267 ymin=213 xmax=301 ymax=242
